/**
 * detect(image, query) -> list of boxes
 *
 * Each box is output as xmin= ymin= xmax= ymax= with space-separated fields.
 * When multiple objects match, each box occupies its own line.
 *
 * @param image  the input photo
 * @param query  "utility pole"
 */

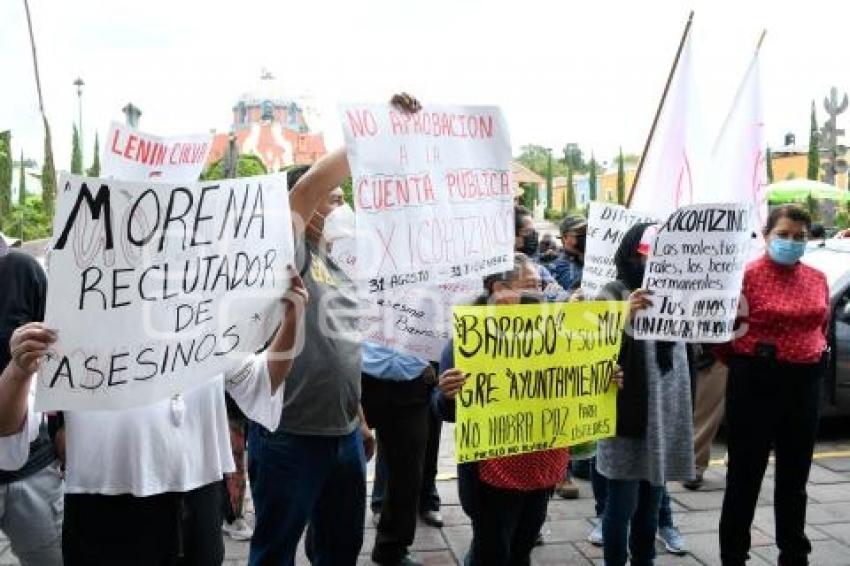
xmin=73 ymin=77 xmax=84 ymax=151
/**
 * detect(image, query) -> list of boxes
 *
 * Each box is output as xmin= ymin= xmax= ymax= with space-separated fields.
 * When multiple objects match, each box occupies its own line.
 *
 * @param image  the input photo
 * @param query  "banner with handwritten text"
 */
xmin=634 ymin=202 xmax=752 ymax=342
xmin=36 ymin=173 xmax=293 ymax=411
xmin=102 ymin=121 xmax=212 ymax=183
xmin=330 ymin=237 xmax=482 ymax=360
xmin=340 ymin=104 xmax=514 ymax=293
xmin=582 ymin=202 xmax=659 ymax=297
xmin=452 ymin=301 xmax=626 ymax=463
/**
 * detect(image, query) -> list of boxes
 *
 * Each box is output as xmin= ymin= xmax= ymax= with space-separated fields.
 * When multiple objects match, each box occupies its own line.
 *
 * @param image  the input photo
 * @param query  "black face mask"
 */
xmin=520 ymin=231 xmax=539 ymax=256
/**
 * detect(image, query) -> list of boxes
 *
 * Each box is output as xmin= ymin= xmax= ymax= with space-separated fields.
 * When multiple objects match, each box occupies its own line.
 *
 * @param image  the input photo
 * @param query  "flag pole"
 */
xmin=626 ymin=11 xmax=694 ymax=208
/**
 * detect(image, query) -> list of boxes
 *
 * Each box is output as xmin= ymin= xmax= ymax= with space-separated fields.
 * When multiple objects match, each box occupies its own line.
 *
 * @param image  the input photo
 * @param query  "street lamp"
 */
xmin=73 ymin=77 xmax=84 ymax=150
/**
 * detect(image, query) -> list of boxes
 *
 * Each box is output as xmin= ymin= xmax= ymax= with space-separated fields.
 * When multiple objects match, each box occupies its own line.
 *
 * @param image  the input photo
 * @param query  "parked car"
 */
xmin=803 ymin=240 xmax=850 ymax=417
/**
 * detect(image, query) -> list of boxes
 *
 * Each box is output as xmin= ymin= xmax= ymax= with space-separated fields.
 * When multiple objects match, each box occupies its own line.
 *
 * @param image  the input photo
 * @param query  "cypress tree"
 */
xmin=616 ymin=147 xmax=626 ymax=204
xmin=766 ymin=146 xmax=774 ymax=184
xmin=87 ymin=132 xmax=101 ymax=177
xmin=566 ymin=167 xmax=576 ymax=211
xmin=0 ymin=131 xmax=11 ymax=221
xmin=807 ymin=101 xmax=820 ymax=180
xmin=18 ymin=150 xmax=26 ymax=206
xmin=588 ymin=155 xmax=598 ymax=202
xmin=42 ymin=117 xmax=57 ymax=221
xmin=71 ymin=123 xmax=83 ymax=174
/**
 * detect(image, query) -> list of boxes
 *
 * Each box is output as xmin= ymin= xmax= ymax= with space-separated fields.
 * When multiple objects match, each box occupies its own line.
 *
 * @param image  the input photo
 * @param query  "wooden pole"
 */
xmin=626 ymin=11 xmax=694 ymax=208
xmin=22 ymin=0 xmax=46 ymax=115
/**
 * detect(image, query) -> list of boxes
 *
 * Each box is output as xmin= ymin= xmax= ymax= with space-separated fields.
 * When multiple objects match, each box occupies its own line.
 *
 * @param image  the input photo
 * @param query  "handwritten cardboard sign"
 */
xmin=582 ymin=202 xmax=659 ymax=297
xmin=452 ymin=301 xmax=625 ymax=463
xmin=340 ymin=104 xmax=514 ymax=294
xmin=329 ymin=237 xmax=482 ymax=360
xmin=102 ymin=122 xmax=212 ymax=183
xmin=634 ymin=202 xmax=752 ymax=343
xmin=36 ymin=172 xmax=293 ymax=411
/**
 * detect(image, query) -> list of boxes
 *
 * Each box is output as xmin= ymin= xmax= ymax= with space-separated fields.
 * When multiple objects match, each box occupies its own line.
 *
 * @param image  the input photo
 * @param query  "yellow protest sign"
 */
xmin=452 ymin=301 xmax=627 ymax=463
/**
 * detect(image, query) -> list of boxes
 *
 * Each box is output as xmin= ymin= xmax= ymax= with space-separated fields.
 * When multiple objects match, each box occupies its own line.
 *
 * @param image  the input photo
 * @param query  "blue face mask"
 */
xmin=768 ymin=237 xmax=806 ymax=265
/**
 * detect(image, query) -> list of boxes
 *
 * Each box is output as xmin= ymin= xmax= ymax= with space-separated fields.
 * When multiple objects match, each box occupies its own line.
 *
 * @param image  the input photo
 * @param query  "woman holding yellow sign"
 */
xmin=595 ymin=223 xmax=695 ymax=566
xmin=434 ymin=252 xmax=568 ymax=566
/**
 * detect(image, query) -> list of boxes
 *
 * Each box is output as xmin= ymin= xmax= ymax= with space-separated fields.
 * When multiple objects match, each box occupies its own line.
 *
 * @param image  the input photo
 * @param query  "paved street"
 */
xmin=1 ymin=423 xmax=850 ymax=565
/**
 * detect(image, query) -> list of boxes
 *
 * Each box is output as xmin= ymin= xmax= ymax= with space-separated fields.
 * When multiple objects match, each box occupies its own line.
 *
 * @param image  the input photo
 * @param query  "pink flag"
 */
xmin=629 ymin=31 xmax=699 ymax=218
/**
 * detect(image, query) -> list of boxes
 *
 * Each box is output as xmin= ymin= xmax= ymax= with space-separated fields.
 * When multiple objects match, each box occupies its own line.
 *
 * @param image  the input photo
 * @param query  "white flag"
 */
xmin=629 ymin=31 xmax=700 ymax=218
xmin=703 ymin=54 xmax=768 ymax=230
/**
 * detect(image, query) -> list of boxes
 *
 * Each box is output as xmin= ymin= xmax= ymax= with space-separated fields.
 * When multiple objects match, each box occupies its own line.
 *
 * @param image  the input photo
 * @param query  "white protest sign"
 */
xmin=340 ymin=104 xmax=514 ymax=294
xmin=103 ymin=121 xmax=212 ymax=183
xmin=329 ymin=237 xmax=481 ymax=360
xmin=582 ymin=202 xmax=659 ymax=297
xmin=37 ymin=173 xmax=293 ymax=411
xmin=634 ymin=203 xmax=752 ymax=343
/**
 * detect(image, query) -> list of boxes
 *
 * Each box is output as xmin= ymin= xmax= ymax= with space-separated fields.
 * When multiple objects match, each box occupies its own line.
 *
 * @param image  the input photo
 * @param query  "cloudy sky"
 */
xmin=2 ymin=0 xmax=850 ymax=171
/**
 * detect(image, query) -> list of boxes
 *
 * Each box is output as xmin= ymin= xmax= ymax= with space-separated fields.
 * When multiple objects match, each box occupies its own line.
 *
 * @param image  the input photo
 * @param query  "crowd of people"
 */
xmin=0 ymin=94 xmax=835 ymax=566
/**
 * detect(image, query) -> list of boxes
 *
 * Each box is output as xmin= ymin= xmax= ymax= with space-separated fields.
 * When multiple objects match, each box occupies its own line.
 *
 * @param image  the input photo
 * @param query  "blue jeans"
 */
xmin=247 ymin=425 xmax=366 ymax=566
xmin=592 ymin=459 xmax=674 ymax=529
xmin=602 ymin=479 xmax=664 ymax=566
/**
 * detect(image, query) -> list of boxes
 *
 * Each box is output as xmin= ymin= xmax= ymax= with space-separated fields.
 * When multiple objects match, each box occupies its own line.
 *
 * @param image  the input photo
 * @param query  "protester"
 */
xmin=222 ymin=395 xmax=253 ymax=541
xmin=433 ymin=253 xmax=570 ymax=565
xmin=596 ymin=222 xmax=695 ymax=566
xmin=370 ymin=372 xmax=444 ymax=530
xmin=514 ymin=205 xmax=562 ymax=298
xmin=719 ymin=205 xmax=829 ymax=566
xmin=0 ymin=259 xmax=307 ymax=565
xmin=549 ymin=214 xmax=587 ymax=291
xmin=0 ymin=245 xmax=62 ymax=566
xmin=248 ymin=92 xmax=421 ymax=566
xmin=537 ymin=233 xmax=560 ymax=264
xmin=361 ymin=343 xmax=434 ymax=565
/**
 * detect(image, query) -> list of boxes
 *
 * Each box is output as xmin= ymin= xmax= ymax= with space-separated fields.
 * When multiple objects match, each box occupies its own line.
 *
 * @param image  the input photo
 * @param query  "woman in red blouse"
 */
xmin=434 ymin=254 xmax=570 ymax=566
xmin=719 ymin=205 xmax=830 ymax=566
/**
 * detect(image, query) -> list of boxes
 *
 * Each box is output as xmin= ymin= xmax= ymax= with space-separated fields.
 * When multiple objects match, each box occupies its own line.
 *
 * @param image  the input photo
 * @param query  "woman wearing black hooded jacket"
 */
xmin=595 ymin=223 xmax=695 ymax=566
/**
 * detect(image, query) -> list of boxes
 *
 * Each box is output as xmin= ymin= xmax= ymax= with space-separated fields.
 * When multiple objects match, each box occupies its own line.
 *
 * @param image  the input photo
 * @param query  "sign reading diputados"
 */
xmin=634 ymin=202 xmax=752 ymax=343
xmin=340 ymin=104 xmax=515 ymax=294
xmin=452 ymin=301 xmax=626 ymax=463
xmin=582 ymin=203 xmax=659 ymax=296
xmin=36 ymin=173 xmax=293 ymax=411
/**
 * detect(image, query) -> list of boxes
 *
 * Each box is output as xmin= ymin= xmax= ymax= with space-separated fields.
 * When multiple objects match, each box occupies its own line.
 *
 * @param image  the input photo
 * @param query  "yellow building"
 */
xmin=771 ymin=147 xmax=849 ymax=189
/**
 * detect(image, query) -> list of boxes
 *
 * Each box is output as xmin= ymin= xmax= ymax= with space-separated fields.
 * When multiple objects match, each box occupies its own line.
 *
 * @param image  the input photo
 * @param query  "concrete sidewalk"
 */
xmin=217 ymin=426 xmax=850 ymax=566
xmin=3 ymin=429 xmax=849 ymax=565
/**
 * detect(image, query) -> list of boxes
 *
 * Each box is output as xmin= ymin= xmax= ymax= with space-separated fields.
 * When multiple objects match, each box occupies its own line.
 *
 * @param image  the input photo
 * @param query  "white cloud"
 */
xmin=2 ymin=0 xmax=850 ymax=172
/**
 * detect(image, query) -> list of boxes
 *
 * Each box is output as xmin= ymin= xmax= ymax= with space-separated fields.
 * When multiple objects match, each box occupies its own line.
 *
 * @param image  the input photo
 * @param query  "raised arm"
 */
xmin=288 ymin=148 xmax=351 ymax=242
xmin=0 ymin=323 xmax=56 ymax=436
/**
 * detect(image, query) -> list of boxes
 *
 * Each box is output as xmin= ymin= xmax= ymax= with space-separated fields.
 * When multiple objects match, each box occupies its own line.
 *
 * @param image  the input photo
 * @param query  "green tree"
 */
xmin=202 ymin=153 xmax=267 ymax=180
xmin=563 ymin=143 xmax=587 ymax=173
xmin=18 ymin=150 xmax=26 ymax=206
xmin=566 ymin=167 xmax=576 ymax=211
xmin=616 ymin=147 xmax=626 ymax=205
xmin=41 ymin=118 xmax=57 ymax=221
xmin=0 ymin=131 xmax=11 ymax=223
xmin=2 ymin=196 xmax=52 ymax=241
xmin=340 ymin=177 xmax=354 ymax=207
xmin=588 ymin=155 xmax=598 ymax=202
xmin=807 ymin=101 xmax=820 ymax=180
xmin=545 ymin=149 xmax=553 ymax=211
xmin=71 ymin=123 xmax=83 ymax=174
xmin=87 ymin=132 xmax=101 ymax=177
xmin=766 ymin=146 xmax=774 ymax=184
xmin=520 ymin=182 xmax=536 ymax=209
xmin=517 ymin=145 xmax=567 ymax=178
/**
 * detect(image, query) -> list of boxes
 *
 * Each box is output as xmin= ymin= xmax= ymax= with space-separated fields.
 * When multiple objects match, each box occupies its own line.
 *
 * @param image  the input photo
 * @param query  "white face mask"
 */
xmin=321 ymin=204 xmax=355 ymax=243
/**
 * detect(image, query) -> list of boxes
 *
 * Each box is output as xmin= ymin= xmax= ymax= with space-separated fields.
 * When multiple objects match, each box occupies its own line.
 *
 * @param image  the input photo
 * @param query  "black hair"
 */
xmin=514 ymin=205 xmax=532 ymax=236
xmin=286 ymin=165 xmax=311 ymax=192
xmin=810 ymin=223 xmax=826 ymax=239
xmin=763 ymin=204 xmax=812 ymax=235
